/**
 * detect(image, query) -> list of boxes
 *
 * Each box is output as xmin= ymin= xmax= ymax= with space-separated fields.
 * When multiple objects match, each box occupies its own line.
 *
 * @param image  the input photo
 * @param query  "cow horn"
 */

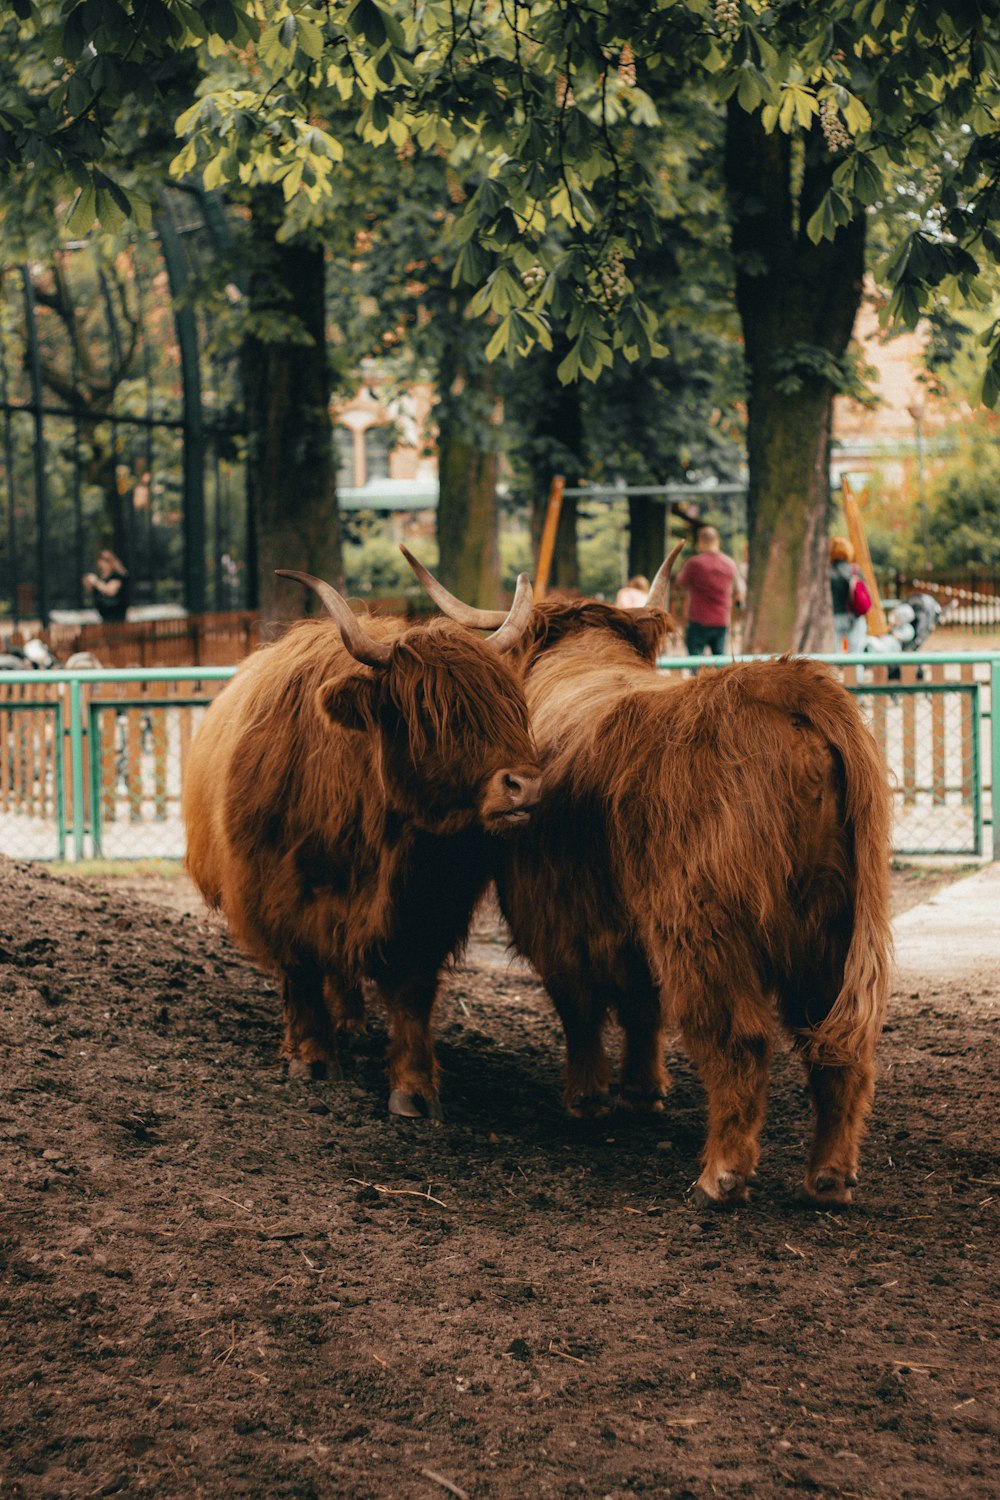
xmin=642 ymin=541 xmax=685 ymax=611
xmin=484 ymin=572 xmax=534 ymax=654
xmin=275 ymin=569 xmax=392 ymax=668
xmin=399 ymin=545 xmax=508 ymax=629
xmin=399 ymin=546 xmax=534 ymax=651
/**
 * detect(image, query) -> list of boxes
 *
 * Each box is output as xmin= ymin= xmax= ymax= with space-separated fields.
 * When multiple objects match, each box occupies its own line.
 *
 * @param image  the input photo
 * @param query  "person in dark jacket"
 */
xmin=83 ymin=549 xmax=129 ymax=623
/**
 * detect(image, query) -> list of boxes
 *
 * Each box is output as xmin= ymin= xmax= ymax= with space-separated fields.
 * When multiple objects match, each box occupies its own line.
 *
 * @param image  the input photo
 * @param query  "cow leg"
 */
xmin=324 ymin=974 xmax=367 ymax=1037
xmin=677 ymin=991 xmax=772 ymax=1206
xmin=379 ymin=971 xmax=442 ymax=1121
xmin=281 ymin=960 xmax=341 ymax=1080
xmin=548 ymin=984 xmax=613 ymax=1117
xmin=616 ymin=972 xmax=670 ymax=1112
xmin=796 ymin=1046 xmax=876 ymax=1206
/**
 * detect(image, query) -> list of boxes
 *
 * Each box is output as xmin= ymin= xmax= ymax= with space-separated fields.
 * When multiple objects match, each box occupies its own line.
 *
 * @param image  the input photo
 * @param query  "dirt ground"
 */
xmin=1 ymin=856 xmax=997 ymax=1499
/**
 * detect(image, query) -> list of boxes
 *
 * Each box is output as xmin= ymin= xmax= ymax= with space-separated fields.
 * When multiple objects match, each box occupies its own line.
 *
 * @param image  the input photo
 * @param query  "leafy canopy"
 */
xmin=6 ymin=2 xmax=1000 ymax=393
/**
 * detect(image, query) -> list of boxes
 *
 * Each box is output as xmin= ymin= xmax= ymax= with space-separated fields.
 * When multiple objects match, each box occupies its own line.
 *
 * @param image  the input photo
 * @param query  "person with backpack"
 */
xmin=829 ymin=535 xmax=871 ymax=654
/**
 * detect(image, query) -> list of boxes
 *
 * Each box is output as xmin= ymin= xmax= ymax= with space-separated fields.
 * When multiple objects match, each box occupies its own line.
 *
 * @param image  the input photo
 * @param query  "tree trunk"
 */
xmin=242 ymin=191 xmax=341 ymax=621
xmin=435 ymin=342 xmax=502 ymax=607
xmin=628 ymin=496 xmax=667 ymax=582
xmin=725 ymin=104 xmax=866 ymax=652
xmin=524 ymin=343 xmax=582 ymax=591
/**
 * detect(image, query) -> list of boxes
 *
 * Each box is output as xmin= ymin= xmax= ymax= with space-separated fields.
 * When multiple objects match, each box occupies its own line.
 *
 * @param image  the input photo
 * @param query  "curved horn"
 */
xmin=642 ymin=541 xmax=686 ymax=611
xmin=399 ymin=545 xmax=508 ymax=629
xmin=275 ymin=569 xmax=392 ymax=668
xmin=485 ymin=572 xmax=534 ymax=654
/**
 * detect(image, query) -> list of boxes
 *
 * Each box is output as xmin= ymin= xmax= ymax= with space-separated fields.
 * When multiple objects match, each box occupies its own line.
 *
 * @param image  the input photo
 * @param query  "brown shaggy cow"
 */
xmin=404 ymin=548 xmax=893 ymax=1207
xmin=183 ymin=571 xmax=541 ymax=1119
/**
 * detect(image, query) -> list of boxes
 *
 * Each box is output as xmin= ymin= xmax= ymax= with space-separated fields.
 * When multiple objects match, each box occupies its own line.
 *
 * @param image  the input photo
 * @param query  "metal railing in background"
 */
xmin=880 ymin=572 xmax=1000 ymax=636
xmin=0 ymin=668 xmax=232 ymax=861
xmin=1 ymin=653 xmax=999 ymax=862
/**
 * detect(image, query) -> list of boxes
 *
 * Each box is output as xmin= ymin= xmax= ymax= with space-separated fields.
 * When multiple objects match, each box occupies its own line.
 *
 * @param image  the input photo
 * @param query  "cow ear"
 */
xmin=316 ymin=675 xmax=380 ymax=733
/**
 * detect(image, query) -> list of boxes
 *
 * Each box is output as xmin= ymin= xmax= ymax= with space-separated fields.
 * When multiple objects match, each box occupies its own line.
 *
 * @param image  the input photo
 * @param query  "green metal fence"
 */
xmin=1 ymin=653 xmax=998 ymax=862
xmin=0 ymin=668 xmax=231 ymax=862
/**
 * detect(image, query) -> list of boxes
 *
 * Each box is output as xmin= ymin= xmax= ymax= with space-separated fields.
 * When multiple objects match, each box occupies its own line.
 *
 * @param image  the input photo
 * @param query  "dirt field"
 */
xmin=1 ymin=856 xmax=997 ymax=1499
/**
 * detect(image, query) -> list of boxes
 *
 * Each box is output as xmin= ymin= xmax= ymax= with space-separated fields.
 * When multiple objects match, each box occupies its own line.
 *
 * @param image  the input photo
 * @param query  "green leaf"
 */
xmin=451 ymin=240 xmax=490 ymax=287
xmin=853 ymin=154 xmax=884 ymax=206
xmin=95 ymin=186 xmax=128 ymax=232
xmin=66 ymin=181 xmax=97 ymax=234
xmin=203 ymin=152 xmax=229 ymax=191
xmin=840 ymin=92 xmax=872 ymax=137
xmin=557 ymin=344 xmax=581 ymax=384
xmin=485 ymin=317 xmax=512 ymax=363
xmin=736 ymin=66 xmax=763 ymax=113
xmin=805 ymin=192 xmax=837 ymax=244
xmin=297 ymin=17 xmax=323 ymax=60
xmin=348 ymin=0 xmax=387 ymax=50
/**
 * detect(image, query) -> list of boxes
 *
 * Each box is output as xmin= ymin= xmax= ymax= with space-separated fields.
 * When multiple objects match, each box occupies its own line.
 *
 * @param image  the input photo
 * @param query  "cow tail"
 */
xmin=795 ymin=667 xmax=894 ymax=1065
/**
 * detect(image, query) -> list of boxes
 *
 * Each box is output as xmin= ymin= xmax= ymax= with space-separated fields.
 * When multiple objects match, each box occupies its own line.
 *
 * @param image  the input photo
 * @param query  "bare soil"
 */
xmin=1 ymin=855 xmax=997 ymax=1499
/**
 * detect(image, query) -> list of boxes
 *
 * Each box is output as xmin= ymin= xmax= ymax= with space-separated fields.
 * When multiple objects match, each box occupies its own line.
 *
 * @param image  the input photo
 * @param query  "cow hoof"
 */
xmin=388 ymin=1089 xmax=443 ymax=1123
xmin=619 ymin=1086 xmax=667 ymax=1114
xmin=567 ymin=1090 xmax=613 ymax=1119
xmin=803 ymin=1170 xmax=854 ymax=1207
xmin=287 ymin=1056 xmax=341 ymax=1082
xmin=690 ymin=1170 xmax=749 ymax=1209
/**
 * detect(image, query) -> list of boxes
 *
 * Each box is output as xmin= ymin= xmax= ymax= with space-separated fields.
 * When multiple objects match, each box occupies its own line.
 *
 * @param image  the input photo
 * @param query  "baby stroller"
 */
xmin=864 ymin=592 xmax=942 ymax=678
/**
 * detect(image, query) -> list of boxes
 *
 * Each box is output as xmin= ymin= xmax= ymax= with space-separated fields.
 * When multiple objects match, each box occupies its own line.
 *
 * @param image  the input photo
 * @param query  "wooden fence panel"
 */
xmin=868 ymin=662 xmax=889 ymax=774
xmin=929 ymin=662 xmax=947 ymax=806
xmin=151 ymin=689 xmax=168 ymax=822
xmin=126 ymin=707 xmax=143 ymax=822
xmin=0 ymin=697 xmax=9 ymax=814
xmin=960 ymin=661 xmax=975 ymax=802
xmin=900 ymin=662 xmax=919 ymax=805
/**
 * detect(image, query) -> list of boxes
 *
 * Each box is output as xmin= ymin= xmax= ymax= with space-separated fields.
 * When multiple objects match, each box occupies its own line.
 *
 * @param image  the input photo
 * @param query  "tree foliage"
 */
xmin=5 ymin=1 xmax=1000 ymax=632
xmin=925 ymin=413 xmax=1000 ymax=570
xmin=5 ymin=3 xmax=1000 ymax=390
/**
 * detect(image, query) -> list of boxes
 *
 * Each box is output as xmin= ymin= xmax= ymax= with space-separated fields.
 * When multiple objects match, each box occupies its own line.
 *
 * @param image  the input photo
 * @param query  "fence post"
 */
xmin=69 ymin=677 xmax=86 ymax=861
xmin=992 ymin=660 xmax=1000 ymax=862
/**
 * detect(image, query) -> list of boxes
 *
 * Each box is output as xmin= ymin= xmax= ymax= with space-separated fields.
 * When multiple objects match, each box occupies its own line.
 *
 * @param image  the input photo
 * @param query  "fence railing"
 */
xmin=14 ymin=611 xmax=260 ymax=669
xmin=1 ymin=652 xmax=998 ymax=862
xmin=877 ymin=572 xmax=1000 ymax=635
xmin=0 ymin=668 xmax=232 ymax=861
xmin=0 ymin=599 xmax=431 ymax=669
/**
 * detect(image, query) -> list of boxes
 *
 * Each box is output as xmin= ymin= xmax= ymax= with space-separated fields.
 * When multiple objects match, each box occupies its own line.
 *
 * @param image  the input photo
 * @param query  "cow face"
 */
xmin=279 ymin=570 xmax=541 ymax=838
xmin=319 ymin=623 xmax=541 ymax=836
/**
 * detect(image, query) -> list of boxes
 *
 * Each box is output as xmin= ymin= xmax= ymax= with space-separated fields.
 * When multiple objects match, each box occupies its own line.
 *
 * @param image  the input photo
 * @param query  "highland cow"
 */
xmin=405 ymin=547 xmax=892 ymax=1206
xmin=183 ymin=570 xmax=541 ymax=1119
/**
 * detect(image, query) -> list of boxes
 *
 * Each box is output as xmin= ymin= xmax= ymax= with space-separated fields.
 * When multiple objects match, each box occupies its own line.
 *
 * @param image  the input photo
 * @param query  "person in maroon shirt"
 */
xmin=675 ymin=525 xmax=743 ymax=657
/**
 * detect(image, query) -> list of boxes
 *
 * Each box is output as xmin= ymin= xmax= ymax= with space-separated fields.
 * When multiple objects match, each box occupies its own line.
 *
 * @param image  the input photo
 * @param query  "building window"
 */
xmin=365 ymin=426 xmax=392 ymax=483
xmin=335 ymin=426 xmax=356 ymax=486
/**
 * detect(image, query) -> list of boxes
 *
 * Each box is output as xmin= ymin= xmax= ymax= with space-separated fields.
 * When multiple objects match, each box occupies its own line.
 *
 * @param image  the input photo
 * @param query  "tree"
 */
xmin=326 ymin=150 xmax=512 ymax=605
xmin=503 ymin=337 xmax=587 ymax=592
xmin=724 ymin=105 xmax=866 ymax=649
xmin=241 ymin=189 xmax=342 ymax=615
xmin=10 ymin=3 xmax=1000 ymax=640
xmin=2 ymin=4 xmax=348 ymax=617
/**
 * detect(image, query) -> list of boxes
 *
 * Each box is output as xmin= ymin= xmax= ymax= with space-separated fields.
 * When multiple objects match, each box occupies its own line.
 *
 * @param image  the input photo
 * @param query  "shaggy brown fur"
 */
xmin=184 ymin=614 xmax=539 ymax=1117
xmin=494 ymin=597 xmax=893 ymax=1207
